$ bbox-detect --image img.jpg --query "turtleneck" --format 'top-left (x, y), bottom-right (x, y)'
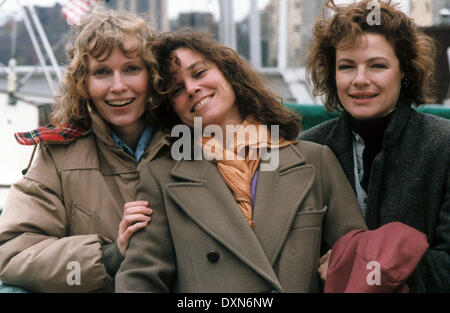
top-left (345, 111), bottom-right (394, 191)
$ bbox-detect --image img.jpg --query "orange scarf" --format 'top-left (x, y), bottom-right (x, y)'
top-left (201, 117), bottom-right (296, 228)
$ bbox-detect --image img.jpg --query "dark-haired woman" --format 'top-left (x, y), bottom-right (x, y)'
top-left (115, 31), bottom-right (366, 292)
top-left (299, 0), bottom-right (450, 292)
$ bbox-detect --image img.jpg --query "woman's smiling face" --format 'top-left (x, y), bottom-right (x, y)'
top-left (335, 33), bottom-right (404, 120)
top-left (168, 47), bottom-right (242, 130)
top-left (86, 41), bottom-right (149, 134)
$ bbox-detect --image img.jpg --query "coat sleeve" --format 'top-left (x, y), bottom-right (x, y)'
top-left (408, 164), bottom-right (450, 292)
top-left (319, 145), bottom-right (367, 249)
top-left (115, 162), bottom-right (176, 292)
top-left (0, 145), bottom-right (112, 292)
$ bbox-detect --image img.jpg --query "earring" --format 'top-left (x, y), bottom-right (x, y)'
top-left (401, 77), bottom-right (411, 89)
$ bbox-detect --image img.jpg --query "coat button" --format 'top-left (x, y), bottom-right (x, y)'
top-left (207, 251), bottom-right (220, 263)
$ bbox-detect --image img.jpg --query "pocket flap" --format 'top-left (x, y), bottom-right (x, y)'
top-left (292, 206), bottom-right (328, 229)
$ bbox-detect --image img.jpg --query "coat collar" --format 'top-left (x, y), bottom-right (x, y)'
top-left (381, 100), bottom-right (412, 149)
top-left (97, 128), bottom-right (170, 176)
top-left (166, 142), bottom-right (313, 292)
top-left (89, 107), bottom-right (116, 149)
top-left (325, 100), bottom-right (413, 189)
top-left (89, 107), bottom-right (171, 175)
top-left (329, 100), bottom-right (413, 152)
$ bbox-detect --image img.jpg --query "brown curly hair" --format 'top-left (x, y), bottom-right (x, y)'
top-left (151, 31), bottom-right (302, 140)
top-left (307, 0), bottom-right (438, 111)
top-left (50, 5), bottom-right (159, 127)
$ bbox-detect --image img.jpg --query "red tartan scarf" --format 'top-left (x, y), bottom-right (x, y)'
top-left (14, 122), bottom-right (90, 146)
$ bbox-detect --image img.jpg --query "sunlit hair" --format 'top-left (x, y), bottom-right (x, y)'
top-left (307, 0), bottom-right (438, 111)
top-left (152, 31), bottom-right (302, 140)
top-left (50, 5), bottom-right (158, 127)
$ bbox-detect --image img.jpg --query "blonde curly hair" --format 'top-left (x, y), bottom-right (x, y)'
top-left (50, 5), bottom-right (158, 127)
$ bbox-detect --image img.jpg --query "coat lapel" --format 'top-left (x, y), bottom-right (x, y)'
top-left (166, 159), bottom-right (283, 292)
top-left (252, 144), bottom-right (315, 264)
top-left (326, 114), bottom-right (356, 189)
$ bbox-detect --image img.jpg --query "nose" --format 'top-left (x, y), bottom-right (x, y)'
top-left (186, 80), bottom-right (200, 98)
top-left (110, 72), bottom-right (128, 93)
top-left (352, 67), bottom-right (370, 87)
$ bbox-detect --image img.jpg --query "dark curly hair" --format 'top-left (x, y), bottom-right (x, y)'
top-left (151, 31), bottom-right (302, 140)
top-left (307, 0), bottom-right (438, 111)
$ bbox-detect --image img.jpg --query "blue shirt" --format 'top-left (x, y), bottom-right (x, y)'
top-left (111, 125), bottom-right (153, 162)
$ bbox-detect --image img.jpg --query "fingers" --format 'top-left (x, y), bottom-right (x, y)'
top-left (120, 202), bottom-right (152, 230)
top-left (120, 221), bottom-right (148, 242)
top-left (318, 249), bottom-right (332, 281)
top-left (124, 200), bottom-right (149, 209)
top-left (124, 206), bottom-right (153, 216)
top-left (117, 201), bottom-right (153, 255)
top-left (119, 213), bottom-right (151, 231)
top-left (318, 263), bottom-right (328, 281)
top-left (319, 249), bottom-right (332, 264)
top-left (117, 220), bottom-right (149, 255)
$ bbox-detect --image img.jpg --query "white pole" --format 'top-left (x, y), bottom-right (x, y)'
top-left (117, 0), bottom-right (126, 10)
top-left (11, 19), bottom-right (17, 57)
top-left (219, 0), bottom-right (226, 46)
top-left (149, 0), bottom-right (157, 28)
top-left (219, 0), bottom-right (228, 47)
top-left (219, 0), bottom-right (236, 49)
top-left (447, 47), bottom-right (450, 73)
top-left (277, 0), bottom-right (287, 69)
top-left (19, 4), bottom-right (57, 96)
top-left (129, 0), bottom-right (137, 12)
top-left (229, 0), bottom-right (236, 50)
top-left (249, 0), bottom-right (261, 68)
top-left (26, 5), bottom-right (62, 83)
top-left (160, 0), bottom-right (169, 32)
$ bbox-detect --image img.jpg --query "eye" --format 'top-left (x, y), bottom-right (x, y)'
top-left (92, 68), bottom-right (110, 76)
top-left (337, 64), bottom-right (354, 70)
top-left (126, 65), bottom-right (142, 73)
top-left (170, 85), bottom-right (184, 97)
top-left (194, 69), bottom-right (206, 78)
top-left (371, 63), bottom-right (388, 69)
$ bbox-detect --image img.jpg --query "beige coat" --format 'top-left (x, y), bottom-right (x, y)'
top-left (116, 141), bottom-right (367, 292)
top-left (0, 110), bottom-right (169, 292)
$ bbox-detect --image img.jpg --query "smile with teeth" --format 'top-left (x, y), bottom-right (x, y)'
top-left (191, 95), bottom-right (213, 113)
top-left (106, 98), bottom-right (135, 107)
top-left (350, 94), bottom-right (378, 99)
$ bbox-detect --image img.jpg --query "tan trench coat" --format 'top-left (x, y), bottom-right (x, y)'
top-left (0, 110), bottom-right (169, 292)
top-left (116, 141), bottom-right (367, 292)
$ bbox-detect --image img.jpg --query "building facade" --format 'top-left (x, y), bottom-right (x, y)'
top-left (108, 0), bottom-right (169, 31)
top-left (260, 0), bottom-right (326, 68)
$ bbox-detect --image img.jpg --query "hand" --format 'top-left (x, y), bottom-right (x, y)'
top-left (318, 249), bottom-right (332, 281)
top-left (117, 201), bottom-right (153, 255)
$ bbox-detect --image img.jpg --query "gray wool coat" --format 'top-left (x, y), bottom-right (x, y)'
top-left (115, 141), bottom-right (367, 292)
top-left (299, 101), bottom-right (450, 292)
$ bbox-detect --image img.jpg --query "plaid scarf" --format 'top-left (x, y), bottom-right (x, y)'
top-left (14, 122), bottom-right (90, 146)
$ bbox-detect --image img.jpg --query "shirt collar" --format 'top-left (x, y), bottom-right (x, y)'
top-left (111, 125), bottom-right (153, 162)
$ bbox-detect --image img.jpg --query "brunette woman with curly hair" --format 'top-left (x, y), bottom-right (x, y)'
top-left (299, 0), bottom-right (450, 292)
top-left (0, 6), bottom-right (166, 292)
top-left (115, 31), bottom-right (367, 292)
